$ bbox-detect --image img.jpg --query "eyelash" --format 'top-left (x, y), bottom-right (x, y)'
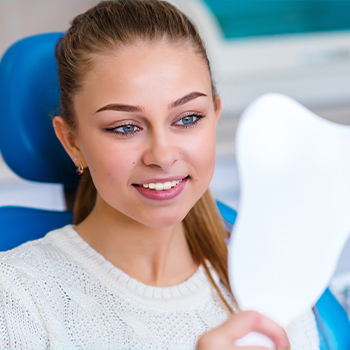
top-left (105, 113), bottom-right (205, 137)
top-left (105, 124), bottom-right (142, 137)
top-left (173, 113), bottom-right (205, 128)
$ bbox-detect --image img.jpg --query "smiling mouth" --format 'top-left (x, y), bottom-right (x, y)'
top-left (134, 176), bottom-right (189, 191)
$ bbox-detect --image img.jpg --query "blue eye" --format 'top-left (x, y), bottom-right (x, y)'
top-left (105, 124), bottom-right (141, 136)
top-left (118, 124), bottom-right (137, 133)
top-left (180, 116), bottom-right (195, 125)
top-left (175, 114), bottom-right (204, 128)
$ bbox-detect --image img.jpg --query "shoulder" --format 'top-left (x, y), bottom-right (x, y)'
top-left (0, 225), bottom-right (76, 290)
top-left (204, 262), bottom-right (238, 312)
top-left (0, 227), bottom-right (78, 349)
top-left (0, 224), bottom-right (74, 262)
top-left (286, 309), bottom-right (320, 350)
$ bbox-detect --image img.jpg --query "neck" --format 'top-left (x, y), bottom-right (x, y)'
top-left (75, 197), bottom-right (198, 287)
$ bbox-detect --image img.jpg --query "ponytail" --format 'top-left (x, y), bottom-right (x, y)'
top-left (183, 189), bottom-right (234, 312)
top-left (72, 169), bottom-right (96, 225)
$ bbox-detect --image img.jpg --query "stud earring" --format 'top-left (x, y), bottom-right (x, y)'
top-left (74, 158), bottom-right (84, 175)
top-left (76, 163), bottom-right (84, 175)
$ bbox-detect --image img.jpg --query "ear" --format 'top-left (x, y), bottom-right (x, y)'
top-left (53, 117), bottom-right (86, 167)
top-left (213, 94), bottom-right (222, 125)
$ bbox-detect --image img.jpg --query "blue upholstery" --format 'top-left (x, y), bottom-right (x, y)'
top-left (0, 32), bottom-right (350, 349)
top-left (0, 207), bottom-right (72, 251)
top-left (315, 289), bottom-right (350, 350)
top-left (0, 33), bottom-right (75, 251)
top-left (0, 33), bottom-right (78, 187)
top-left (216, 200), bottom-right (237, 231)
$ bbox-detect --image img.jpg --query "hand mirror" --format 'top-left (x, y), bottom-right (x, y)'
top-left (228, 93), bottom-right (350, 346)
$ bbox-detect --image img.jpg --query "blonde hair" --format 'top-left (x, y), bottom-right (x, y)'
top-left (55, 0), bottom-right (233, 312)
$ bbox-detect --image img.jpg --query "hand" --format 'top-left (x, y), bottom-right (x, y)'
top-left (196, 310), bottom-right (290, 350)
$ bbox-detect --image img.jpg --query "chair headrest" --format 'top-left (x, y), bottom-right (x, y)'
top-left (0, 33), bottom-right (79, 188)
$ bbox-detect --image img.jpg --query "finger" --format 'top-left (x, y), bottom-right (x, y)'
top-left (212, 311), bottom-right (290, 350)
top-left (197, 332), bottom-right (272, 350)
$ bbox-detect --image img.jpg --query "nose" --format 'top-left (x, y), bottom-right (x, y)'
top-left (142, 128), bottom-right (178, 170)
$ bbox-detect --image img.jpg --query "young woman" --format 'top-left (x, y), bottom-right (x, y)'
top-left (0, 1), bottom-right (319, 349)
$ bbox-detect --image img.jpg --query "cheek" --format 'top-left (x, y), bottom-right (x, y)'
top-left (78, 133), bottom-right (138, 188)
top-left (186, 128), bottom-right (216, 182)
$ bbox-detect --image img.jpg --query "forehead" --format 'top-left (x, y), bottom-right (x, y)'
top-left (75, 40), bottom-right (212, 110)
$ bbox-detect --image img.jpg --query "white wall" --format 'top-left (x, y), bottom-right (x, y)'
top-left (0, 1), bottom-right (98, 57)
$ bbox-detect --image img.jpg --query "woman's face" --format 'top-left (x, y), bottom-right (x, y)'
top-left (72, 40), bottom-right (221, 228)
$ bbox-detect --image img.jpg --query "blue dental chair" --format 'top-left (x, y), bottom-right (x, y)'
top-left (0, 33), bottom-right (76, 249)
top-left (0, 33), bottom-right (349, 350)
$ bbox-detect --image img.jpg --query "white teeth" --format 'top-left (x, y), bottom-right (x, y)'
top-left (155, 183), bottom-right (164, 191)
top-left (141, 179), bottom-right (183, 191)
top-left (163, 181), bottom-right (172, 190)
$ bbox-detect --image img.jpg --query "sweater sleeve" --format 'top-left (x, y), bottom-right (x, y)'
top-left (286, 309), bottom-right (320, 350)
top-left (0, 288), bottom-right (49, 349)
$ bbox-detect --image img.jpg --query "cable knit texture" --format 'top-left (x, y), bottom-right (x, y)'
top-left (0, 225), bottom-right (319, 349)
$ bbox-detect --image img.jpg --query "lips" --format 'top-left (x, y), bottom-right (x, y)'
top-left (133, 176), bottom-right (188, 200)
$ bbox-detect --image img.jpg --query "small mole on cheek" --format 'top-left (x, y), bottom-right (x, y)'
top-left (108, 173), bottom-right (110, 176)
top-left (93, 169), bottom-right (96, 172)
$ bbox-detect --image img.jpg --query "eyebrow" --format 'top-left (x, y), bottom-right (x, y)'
top-left (169, 91), bottom-right (207, 109)
top-left (95, 104), bottom-right (142, 113)
top-left (95, 91), bottom-right (207, 114)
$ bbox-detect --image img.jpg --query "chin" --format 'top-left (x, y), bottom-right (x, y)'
top-left (138, 212), bottom-right (188, 229)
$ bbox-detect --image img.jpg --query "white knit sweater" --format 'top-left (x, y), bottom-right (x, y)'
top-left (0, 225), bottom-right (319, 349)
